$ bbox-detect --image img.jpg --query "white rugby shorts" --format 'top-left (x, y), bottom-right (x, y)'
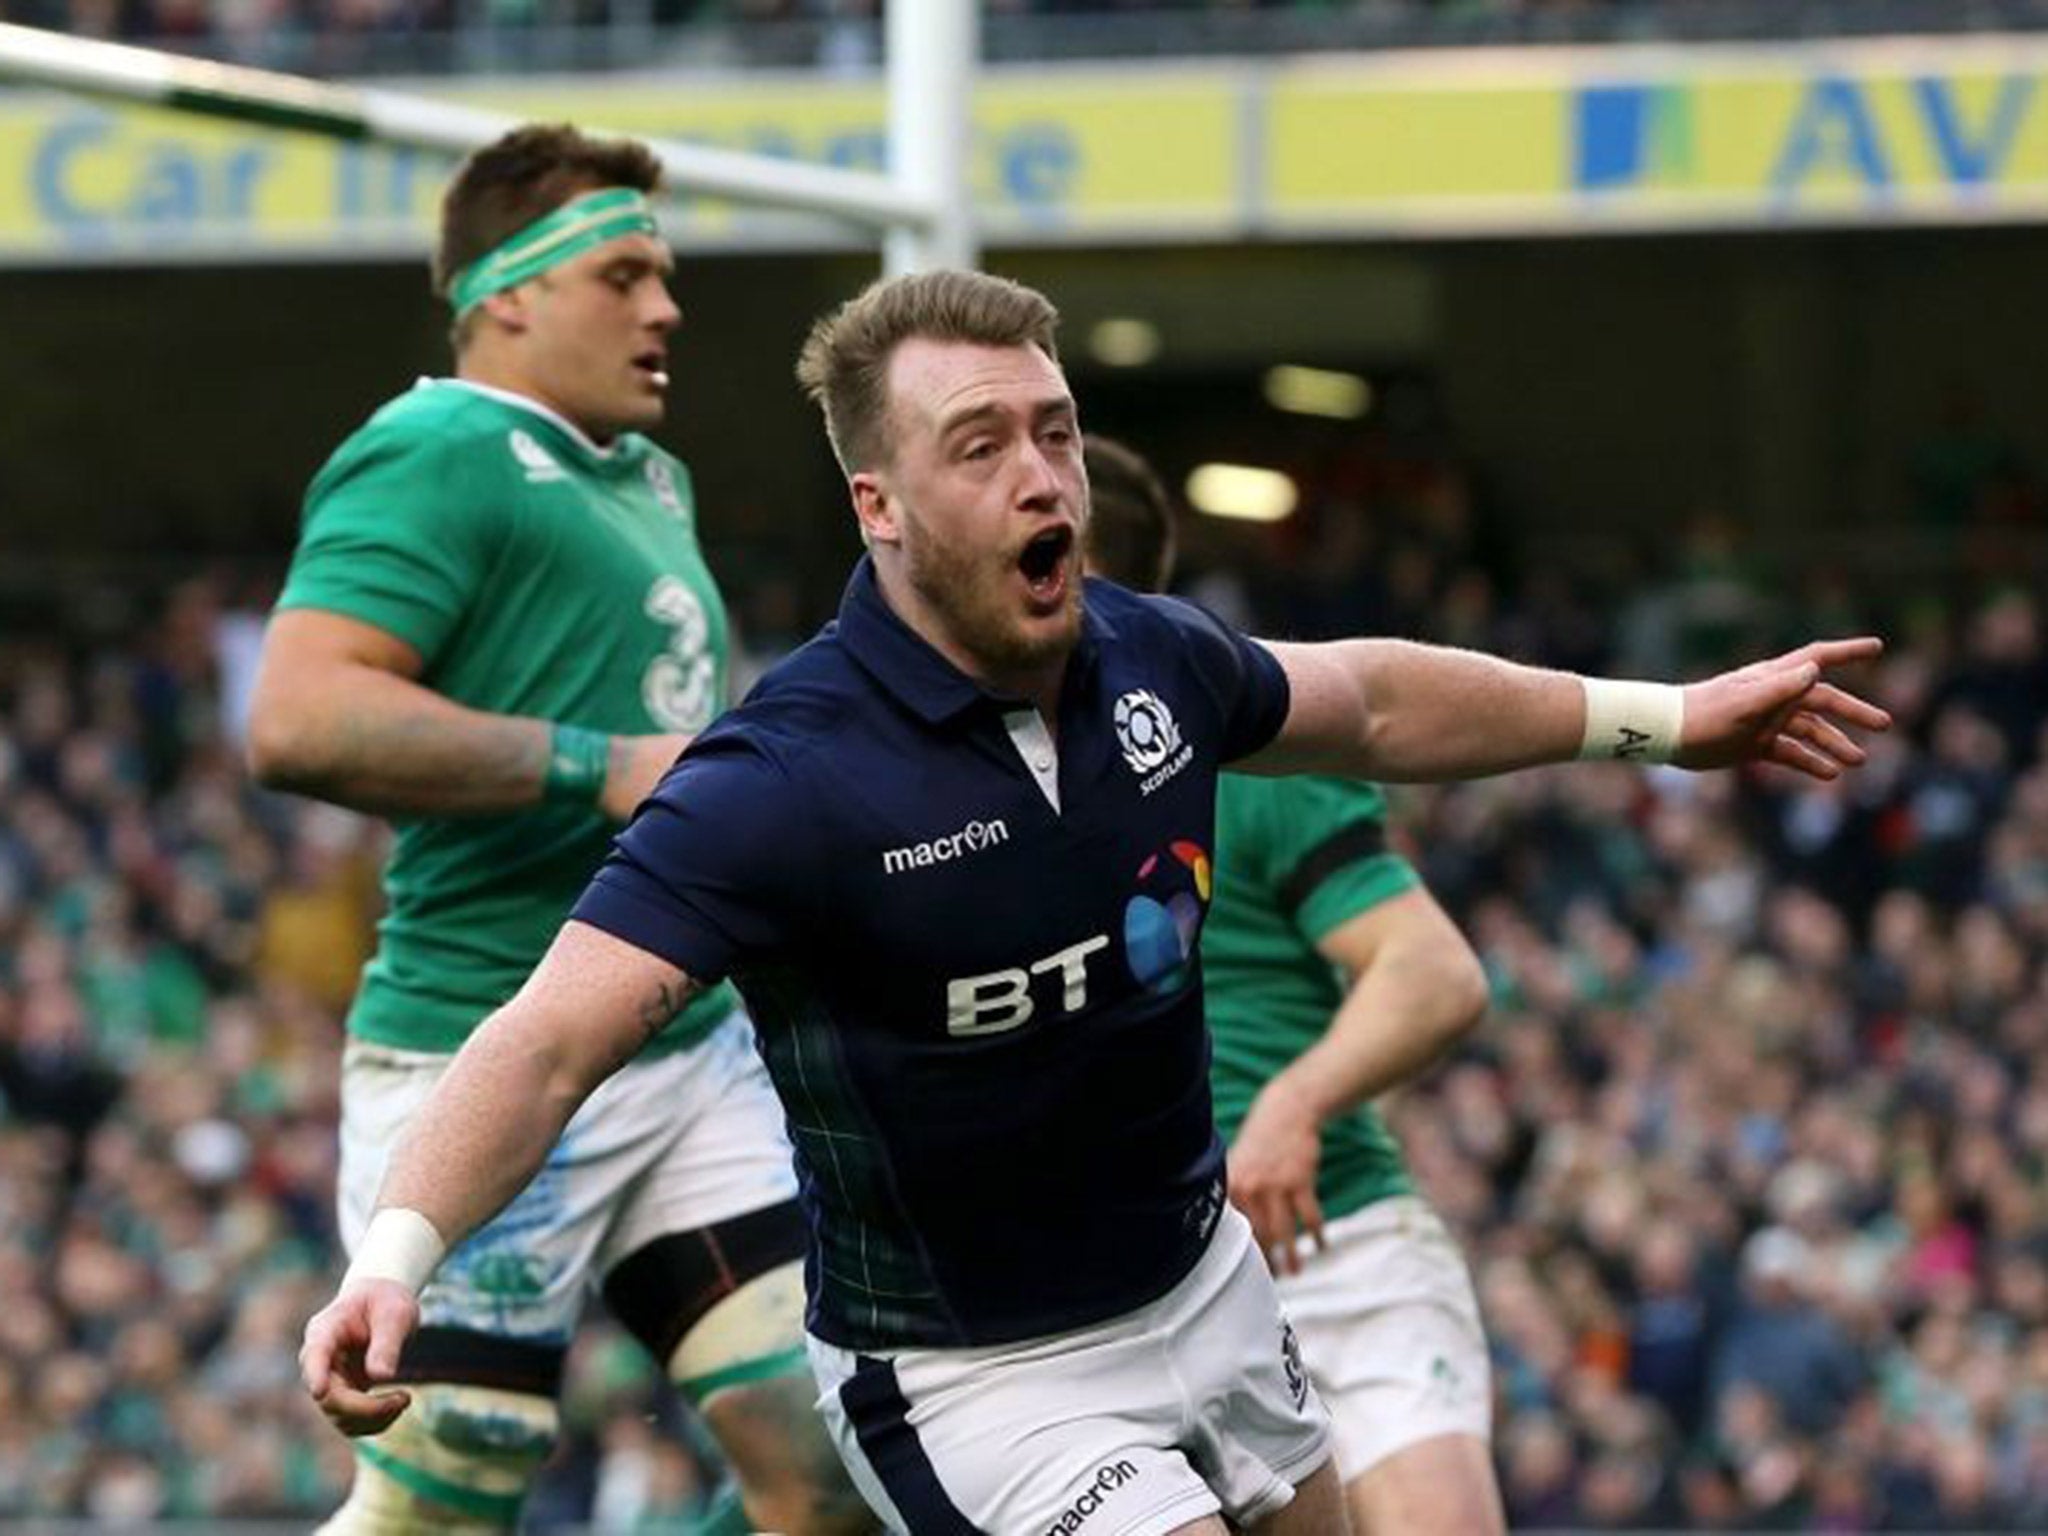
top-left (808, 1207), bottom-right (1333, 1535)
top-left (1274, 1195), bottom-right (1493, 1479)
top-left (337, 1009), bottom-right (798, 1346)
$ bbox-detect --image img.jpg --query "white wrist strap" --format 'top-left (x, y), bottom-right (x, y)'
top-left (344, 1208), bottom-right (446, 1295)
top-left (1578, 677), bottom-right (1684, 763)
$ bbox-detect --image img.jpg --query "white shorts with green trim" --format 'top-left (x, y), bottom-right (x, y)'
top-left (808, 1207), bottom-right (1333, 1536)
top-left (338, 1009), bottom-right (798, 1348)
top-left (1273, 1195), bottom-right (1493, 1479)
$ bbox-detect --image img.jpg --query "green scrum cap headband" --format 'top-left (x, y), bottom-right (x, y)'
top-left (449, 187), bottom-right (661, 316)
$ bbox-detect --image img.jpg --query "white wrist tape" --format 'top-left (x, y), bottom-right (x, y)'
top-left (1578, 677), bottom-right (1685, 763)
top-left (344, 1207), bottom-right (447, 1295)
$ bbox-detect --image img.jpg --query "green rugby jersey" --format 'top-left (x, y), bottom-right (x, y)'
top-left (1204, 772), bottom-right (1419, 1221)
top-left (277, 378), bottom-right (738, 1053)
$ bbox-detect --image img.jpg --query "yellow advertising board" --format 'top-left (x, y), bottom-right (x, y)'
top-left (4, 37), bottom-right (2048, 262)
top-left (1266, 42), bottom-right (2048, 233)
top-left (0, 65), bottom-right (1240, 260)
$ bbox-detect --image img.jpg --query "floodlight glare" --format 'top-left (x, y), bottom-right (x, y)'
top-left (1185, 464), bottom-right (1298, 522)
top-left (1263, 365), bottom-right (1372, 420)
top-left (1089, 318), bottom-right (1162, 368)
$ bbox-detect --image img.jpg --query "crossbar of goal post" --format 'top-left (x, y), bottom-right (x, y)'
top-left (0, 6), bottom-right (977, 273)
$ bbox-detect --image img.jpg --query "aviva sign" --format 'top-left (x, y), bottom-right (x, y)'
top-left (1573, 62), bottom-right (2036, 209)
top-left (1263, 37), bottom-right (2048, 233)
top-left (1574, 74), bottom-right (2035, 196)
top-left (5, 36), bottom-right (2048, 260)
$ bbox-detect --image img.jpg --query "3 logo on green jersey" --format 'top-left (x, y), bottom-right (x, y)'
top-left (642, 576), bottom-right (717, 732)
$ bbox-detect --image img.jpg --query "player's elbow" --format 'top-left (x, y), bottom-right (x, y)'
top-left (1388, 930), bottom-right (1489, 1049)
top-left (1433, 942), bottom-right (1490, 1042)
top-left (246, 696), bottom-right (334, 793)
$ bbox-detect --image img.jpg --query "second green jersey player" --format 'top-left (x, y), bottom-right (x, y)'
top-left (1083, 434), bottom-right (1506, 1536)
top-left (1205, 772), bottom-right (1501, 1534)
top-left (1204, 774), bottom-right (1427, 1221)
top-left (250, 125), bottom-right (868, 1536)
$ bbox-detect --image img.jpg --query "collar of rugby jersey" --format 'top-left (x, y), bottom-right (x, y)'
top-left (424, 377), bottom-right (651, 474)
top-left (832, 555), bottom-right (1118, 725)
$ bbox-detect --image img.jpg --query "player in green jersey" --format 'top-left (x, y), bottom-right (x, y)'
top-left (249, 124), bottom-right (867, 1535)
top-left (1083, 435), bottom-right (1507, 1535)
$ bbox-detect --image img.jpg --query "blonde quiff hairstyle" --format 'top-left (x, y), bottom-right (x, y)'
top-left (795, 269), bottom-right (1062, 474)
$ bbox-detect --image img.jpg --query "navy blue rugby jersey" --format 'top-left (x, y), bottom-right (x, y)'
top-left (572, 558), bottom-right (1291, 1351)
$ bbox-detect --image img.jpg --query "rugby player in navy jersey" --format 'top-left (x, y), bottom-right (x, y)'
top-left (302, 269), bottom-right (1888, 1536)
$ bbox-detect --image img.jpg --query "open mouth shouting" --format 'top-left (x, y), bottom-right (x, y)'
top-left (1017, 524), bottom-right (1076, 608)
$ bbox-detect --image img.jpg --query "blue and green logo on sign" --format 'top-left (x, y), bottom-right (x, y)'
top-left (1575, 82), bottom-right (1695, 191)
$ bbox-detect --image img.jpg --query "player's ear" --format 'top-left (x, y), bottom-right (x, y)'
top-left (851, 472), bottom-right (899, 548)
top-left (478, 286), bottom-right (531, 334)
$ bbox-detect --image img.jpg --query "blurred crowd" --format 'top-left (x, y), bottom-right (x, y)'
top-left (0, 0), bottom-right (1995, 78)
top-left (0, 0), bottom-right (1658, 44)
top-left (0, 579), bottom-right (360, 1522)
top-left (0, 580), bottom-right (730, 1528)
top-left (4, 414), bottom-right (2048, 1532)
top-left (1391, 641), bottom-right (2048, 1531)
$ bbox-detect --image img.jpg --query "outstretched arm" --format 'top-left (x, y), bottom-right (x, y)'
top-left (1241, 636), bottom-right (1888, 784)
top-left (299, 920), bottom-right (699, 1434)
top-left (248, 609), bottom-right (683, 820)
top-left (1230, 887), bottom-right (1487, 1272)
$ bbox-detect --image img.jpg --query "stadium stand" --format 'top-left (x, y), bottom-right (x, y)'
top-left (9, 0), bottom-right (2047, 76)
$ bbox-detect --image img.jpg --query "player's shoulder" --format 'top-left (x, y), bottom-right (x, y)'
top-left (1088, 578), bottom-right (1250, 650)
top-left (1085, 581), bottom-right (1282, 730)
top-left (1215, 768), bottom-right (1292, 841)
top-left (732, 626), bottom-right (868, 742)
top-left (1085, 577), bottom-right (1198, 630)
top-left (1294, 771), bottom-right (1389, 813)
top-left (360, 378), bottom-right (499, 439)
top-left (648, 640), bottom-right (853, 837)
top-left (1216, 773), bottom-right (1395, 895)
top-left (316, 381), bottom-right (505, 482)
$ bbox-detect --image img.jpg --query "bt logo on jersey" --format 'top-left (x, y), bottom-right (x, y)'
top-left (943, 838), bottom-right (1212, 1036)
top-left (946, 934), bottom-right (1109, 1037)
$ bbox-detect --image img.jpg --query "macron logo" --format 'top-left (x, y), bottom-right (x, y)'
top-left (1045, 1459), bottom-right (1139, 1535)
top-left (882, 817), bottom-right (1009, 875)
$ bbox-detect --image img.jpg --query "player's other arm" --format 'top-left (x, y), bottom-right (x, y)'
top-left (247, 609), bottom-right (680, 820)
top-left (1230, 888), bottom-right (1486, 1272)
top-left (1240, 636), bottom-right (1889, 784)
top-left (299, 918), bottom-right (697, 1435)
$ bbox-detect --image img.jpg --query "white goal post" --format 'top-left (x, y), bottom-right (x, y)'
top-left (0, 7), bottom-right (977, 273)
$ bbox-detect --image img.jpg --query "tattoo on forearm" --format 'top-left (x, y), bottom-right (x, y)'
top-left (603, 979), bottom-right (685, 1074)
top-left (635, 981), bottom-right (684, 1042)
top-left (326, 694), bottom-right (549, 805)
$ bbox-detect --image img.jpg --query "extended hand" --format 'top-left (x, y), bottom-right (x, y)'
top-left (299, 1279), bottom-right (422, 1436)
top-left (599, 732), bottom-right (690, 822)
top-left (1228, 1079), bottom-right (1328, 1276)
top-left (1676, 637), bottom-right (1889, 780)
